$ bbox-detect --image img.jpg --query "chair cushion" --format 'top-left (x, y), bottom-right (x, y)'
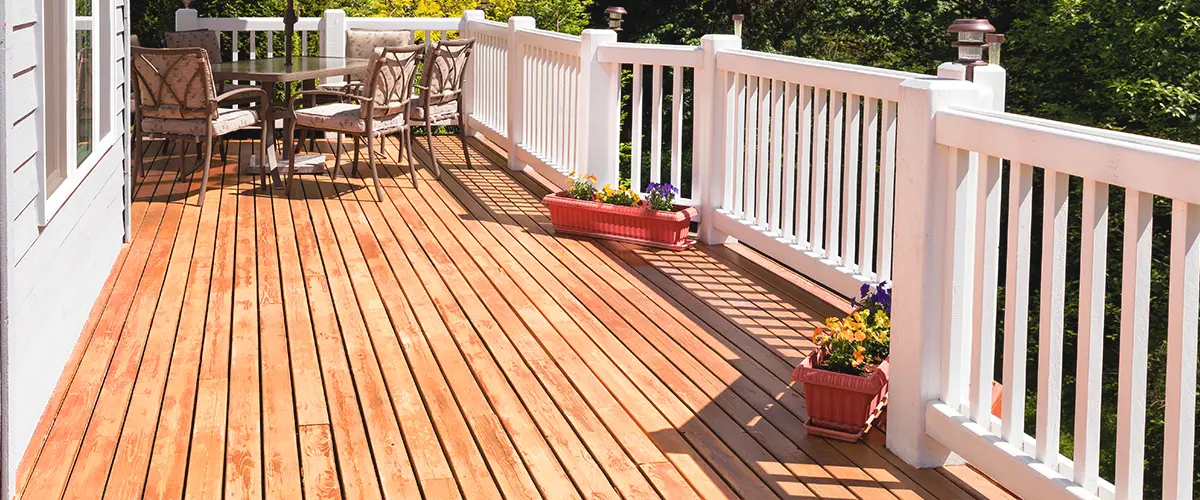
top-left (293, 102), bottom-right (406, 136)
top-left (344, 29), bottom-right (414, 82)
top-left (408, 99), bottom-right (459, 124)
top-left (142, 108), bottom-right (258, 137)
top-left (346, 29), bottom-right (414, 59)
top-left (165, 29), bottom-right (223, 64)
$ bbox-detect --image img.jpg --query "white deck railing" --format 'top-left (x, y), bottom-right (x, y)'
top-left (172, 10), bottom-right (1200, 498)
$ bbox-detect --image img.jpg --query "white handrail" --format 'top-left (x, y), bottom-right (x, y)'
top-left (597, 42), bottom-right (704, 68)
top-left (195, 17), bottom-right (322, 32)
top-left (937, 107), bottom-right (1200, 204)
top-left (716, 49), bottom-right (923, 101)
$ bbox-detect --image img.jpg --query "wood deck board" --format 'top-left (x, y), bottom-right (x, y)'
top-left (14, 135), bottom-right (1009, 499)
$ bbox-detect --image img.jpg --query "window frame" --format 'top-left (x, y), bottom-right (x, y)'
top-left (38, 0), bottom-right (117, 225)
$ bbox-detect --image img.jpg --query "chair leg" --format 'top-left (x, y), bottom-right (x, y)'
top-left (177, 140), bottom-right (187, 178)
top-left (368, 133), bottom-right (382, 201)
top-left (458, 102), bottom-right (471, 169)
top-left (460, 117), bottom-right (472, 170)
top-left (332, 133), bottom-right (343, 181)
top-left (221, 138), bottom-right (229, 167)
top-left (352, 135), bottom-right (360, 177)
top-left (133, 132), bottom-right (143, 179)
top-left (199, 132), bottom-right (214, 206)
top-left (425, 111), bottom-right (439, 178)
top-left (406, 129), bottom-right (417, 188)
top-left (285, 119), bottom-right (297, 197)
top-left (260, 126), bottom-right (271, 193)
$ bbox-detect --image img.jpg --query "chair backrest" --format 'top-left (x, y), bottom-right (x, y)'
top-left (346, 29), bottom-right (414, 59)
top-left (131, 47), bottom-right (216, 120)
top-left (419, 38), bottom-right (475, 106)
top-left (362, 45), bottom-right (423, 119)
top-left (165, 29), bottom-right (222, 64)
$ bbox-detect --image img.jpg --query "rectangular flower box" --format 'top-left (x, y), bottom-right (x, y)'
top-left (792, 351), bottom-right (889, 442)
top-left (542, 191), bottom-right (697, 251)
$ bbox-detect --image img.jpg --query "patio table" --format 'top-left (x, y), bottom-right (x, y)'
top-left (211, 56), bottom-right (370, 184)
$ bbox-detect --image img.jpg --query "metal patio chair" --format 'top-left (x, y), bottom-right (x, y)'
top-left (131, 46), bottom-right (270, 205)
top-left (409, 38), bottom-right (475, 178)
top-left (285, 45), bottom-right (424, 200)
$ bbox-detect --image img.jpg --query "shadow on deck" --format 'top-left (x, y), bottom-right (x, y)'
top-left (13, 133), bottom-right (1013, 499)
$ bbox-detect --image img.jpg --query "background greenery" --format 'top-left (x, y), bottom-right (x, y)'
top-left (132, 0), bottom-right (1198, 496)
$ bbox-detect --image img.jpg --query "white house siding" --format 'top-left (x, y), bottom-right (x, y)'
top-left (0, 0), bottom-right (130, 495)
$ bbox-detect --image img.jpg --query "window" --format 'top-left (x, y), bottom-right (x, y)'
top-left (40, 0), bottom-right (114, 221)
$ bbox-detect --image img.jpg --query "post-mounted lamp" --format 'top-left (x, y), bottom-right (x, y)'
top-left (947, 18), bottom-right (995, 81)
top-left (605, 6), bottom-right (627, 31)
top-left (987, 33), bottom-right (1006, 65)
top-left (732, 14), bottom-right (744, 38)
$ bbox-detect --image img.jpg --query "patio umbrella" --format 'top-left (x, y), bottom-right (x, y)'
top-left (283, 0), bottom-right (298, 66)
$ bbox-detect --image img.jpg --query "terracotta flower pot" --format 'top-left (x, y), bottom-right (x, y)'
top-left (542, 191), bottom-right (697, 250)
top-left (792, 351), bottom-right (889, 441)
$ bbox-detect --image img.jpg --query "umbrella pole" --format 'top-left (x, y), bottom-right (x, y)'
top-left (284, 0), bottom-right (296, 67)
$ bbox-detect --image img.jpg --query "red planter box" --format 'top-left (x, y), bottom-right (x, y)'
top-left (542, 192), bottom-right (697, 251)
top-left (792, 352), bottom-right (889, 441)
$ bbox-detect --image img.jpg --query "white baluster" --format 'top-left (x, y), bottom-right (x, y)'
top-left (1074, 179), bottom-right (1109, 491)
top-left (755, 78), bottom-right (770, 228)
top-left (811, 89), bottom-right (828, 252)
top-left (969, 154), bottom-right (1001, 424)
top-left (797, 85), bottom-right (813, 249)
top-left (650, 65), bottom-right (664, 186)
top-left (1116, 190), bottom-right (1153, 499)
top-left (842, 93), bottom-right (861, 268)
top-left (1001, 162), bottom-right (1034, 445)
top-left (670, 65), bottom-right (684, 190)
top-left (878, 100), bottom-right (897, 280)
top-left (768, 79), bottom-right (784, 235)
top-left (859, 97), bottom-right (880, 278)
top-left (826, 91), bottom-right (844, 260)
top-left (630, 64), bottom-right (643, 192)
top-left (1164, 200), bottom-right (1200, 500)
top-left (1036, 169), bottom-right (1069, 469)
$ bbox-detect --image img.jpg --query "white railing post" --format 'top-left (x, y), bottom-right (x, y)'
top-left (696, 34), bottom-right (741, 245)
top-left (887, 77), bottom-right (991, 468)
top-left (506, 17), bottom-right (535, 172)
top-left (937, 62), bottom-right (1006, 112)
top-left (320, 10), bottom-right (347, 85)
top-left (577, 29), bottom-right (619, 186)
top-left (459, 10), bottom-right (485, 136)
top-left (175, 8), bottom-right (199, 31)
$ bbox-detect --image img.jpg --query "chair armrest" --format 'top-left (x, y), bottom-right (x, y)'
top-left (214, 87), bottom-right (269, 104)
top-left (214, 87), bottom-right (272, 120)
top-left (287, 89), bottom-right (364, 109)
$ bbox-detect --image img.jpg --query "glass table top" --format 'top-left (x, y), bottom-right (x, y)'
top-left (211, 56), bottom-right (370, 82)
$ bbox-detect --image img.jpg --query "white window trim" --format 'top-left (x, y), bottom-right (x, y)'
top-left (37, 0), bottom-right (117, 225)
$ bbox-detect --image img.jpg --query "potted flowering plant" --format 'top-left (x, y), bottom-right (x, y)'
top-left (542, 174), bottom-right (697, 250)
top-left (792, 282), bottom-right (892, 441)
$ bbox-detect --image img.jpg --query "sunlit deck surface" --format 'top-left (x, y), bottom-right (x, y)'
top-left (15, 135), bottom-right (1012, 499)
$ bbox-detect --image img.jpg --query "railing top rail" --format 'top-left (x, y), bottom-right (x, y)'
top-left (516, 27), bottom-right (581, 53)
top-left (345, 17), bottom-right (462, 31)
top-left (194, 16), bottom-right (322, 31)
top-left (938, 106), bottom-right (1200, 203)
top-left (716, 48), bottom-right (930, 101)
top-left (464, 18), bottom-right (508, 31)
top-left (597, 42), bottom-right (704, 68)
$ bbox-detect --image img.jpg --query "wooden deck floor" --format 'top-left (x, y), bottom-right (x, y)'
top-left (14, 134), bottom-right (1013, 499)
